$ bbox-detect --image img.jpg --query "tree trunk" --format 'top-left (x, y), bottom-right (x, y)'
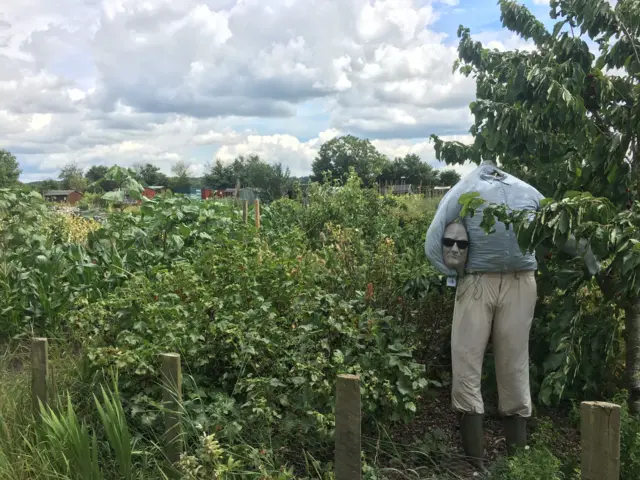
top-left (625, 299), bottom-right (640, 414)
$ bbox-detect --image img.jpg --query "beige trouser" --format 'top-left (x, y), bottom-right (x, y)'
top-left (451, 271), bottom-right (537, 417)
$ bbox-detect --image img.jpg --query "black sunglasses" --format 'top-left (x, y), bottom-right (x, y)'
top-left (442, 237), bottom-right (469, 250)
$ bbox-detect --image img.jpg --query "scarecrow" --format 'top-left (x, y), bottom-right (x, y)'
top-left (425, 160), bottom-right (597, 471)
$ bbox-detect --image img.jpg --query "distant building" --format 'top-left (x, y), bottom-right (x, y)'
top-left (142, 186), bottom-right (170, 199)
top-left (43, 190), bottom-right (84, 205)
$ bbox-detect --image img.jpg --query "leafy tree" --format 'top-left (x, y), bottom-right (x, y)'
top-left (204, 155), bottom-right (291, 201)
top-left (39, 179), bottom-right (60, 192)
top-left (171, 161), bottom-right (190, 179)
top-left (68, 175), bottom-right (88, 192)
top-left (134, 163), bottom-right (169, 187)
top-left (25, 179), bottom-right (59, 194)
top-left (438, 169), bottom-right (462, 187)
top-left (0, 149), bottom-right (21, 188)
top-left (86, 165), bottom-right (118, 192)
top-left (431, 0), bottom-right (640, 411)
top-left (204, 159), bottom-right (236, 189)
top-left (169, 161), bottom-right (191, 191)
top-left (86, 165), bottom-right (108, 183)
top-left (378, 154), bottom-right (440, 187)
top-left (59, 161), bottom-right (86, 192)
top-left (311, 135), bottom-right (388, 186)
top-left (245, 158), bottom-right (291, 202)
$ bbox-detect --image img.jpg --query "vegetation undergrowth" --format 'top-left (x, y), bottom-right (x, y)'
top-left (1, 166), bottom-right (640, 478)
top-left (0, 174), bottom-right (448, 478)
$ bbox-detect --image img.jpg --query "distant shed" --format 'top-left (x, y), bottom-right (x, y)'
top-left (142, 186), bottom-right (169, 199)
top-left (43, 190), bottom-right (83, 205)
top-left (143, 187), bottom-right (157, 199)
top-left (201, 188), bottom-right (214, 200)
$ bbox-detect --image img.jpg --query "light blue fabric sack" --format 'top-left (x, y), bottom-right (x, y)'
top-left (425, 162), bottom-right (544, 276)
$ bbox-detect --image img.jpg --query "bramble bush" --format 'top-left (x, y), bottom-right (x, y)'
top-left (60, 176), bottom-right (448, 471)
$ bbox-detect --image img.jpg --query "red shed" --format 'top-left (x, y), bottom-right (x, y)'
top-left (201, 188), bottom-right (213, 200)
top-left (142, 186), bottom-right (169, 199)
top-left (143, 187), bottom-right (157, 199)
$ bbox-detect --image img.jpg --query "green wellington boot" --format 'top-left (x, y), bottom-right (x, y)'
top-left (504, 415), bottom-right (527, 456)
top-left (459, 412), bottom-right (487, 473)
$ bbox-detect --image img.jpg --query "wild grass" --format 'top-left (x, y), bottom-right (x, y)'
top-left (391, 194), bottom-right (441, 220)
top-left (0, 343), bottom-right (345, 479)
top-left (0, 344), bottom-right (168, 480)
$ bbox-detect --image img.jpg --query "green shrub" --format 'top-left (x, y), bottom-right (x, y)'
top-left (6, 173), bottom-right (631, 477)
top-left (72, 241), bottom-right (430, 459)
top-left (488, 447), bottom-right (565, 480)
top-left (607, 391), bottom-right (640, 480)
top-left (488, 419), bottom-right (570, 480)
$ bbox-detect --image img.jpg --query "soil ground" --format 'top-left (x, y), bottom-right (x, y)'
top-left (378, 388), bottom-right (581, 479)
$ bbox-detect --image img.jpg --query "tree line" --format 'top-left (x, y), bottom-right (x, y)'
top-left (0, 135), bottom-right (461, 200)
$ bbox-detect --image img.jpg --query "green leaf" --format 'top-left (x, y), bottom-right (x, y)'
top-left (102, 190), bottom-right (125, 202)
top-left (170, 235), bottom-right (184, 250)
top-left (178, 224), bottom-right (192, 237)
top-left (552, 20), bottom-right (566, 37)
top-left (563, 191), bottom-right (582, 199)
top-left (291, 377), bottom-right (306, 386)
top-left (404, 402), bottom-right (417, 413)
top-left (558, 210), bottom-right (569, 234)
top-left (607, 164), bottom-right (618, 184)
top-left (396, 378), bottom-right (412, 396)
top-left (269, 378), bottom-right (286, 388)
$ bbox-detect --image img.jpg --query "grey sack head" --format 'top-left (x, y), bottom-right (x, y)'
top-left (442, 222), bottom-right (469, 276)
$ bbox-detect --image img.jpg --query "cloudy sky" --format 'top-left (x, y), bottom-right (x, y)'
top-left (1, 0), bottom-right (553, 183)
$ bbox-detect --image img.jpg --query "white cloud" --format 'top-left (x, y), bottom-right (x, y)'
top-left (28, 113), bottom-right (53, 131)
top-left (372, 134), bottom-right (477, 177)
top-left (216, 134), bottom-right (322, 177)
top-left (0, 0), bottom-right (514, 182)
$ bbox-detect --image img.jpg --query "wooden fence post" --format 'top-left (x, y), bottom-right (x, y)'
top-left (160, 353), bottom-right (183, 465)
top-left (243, 200), bottom-right (248, 224)
top-left (254, 199), bottom-right (260, 229)
top-left (31, 337), bottom-right (49, 418)
top-left (581, 401), bottom-right (621, 480)
top-left (335, 374), bottom-right (361, 480)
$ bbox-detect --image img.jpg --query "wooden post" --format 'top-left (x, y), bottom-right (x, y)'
top-left (581, 401), bottom-right (621, 480)
top-left (254, 199), bottom-right (260, 229)
top-left (335, 374), bottom-right (361, 480)
top-left (161, 353), bottom-right (183, 465)
top-left (243, 200), bottom-right (248, 224)
top-left (31, 338), bottom-right (49, 418)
